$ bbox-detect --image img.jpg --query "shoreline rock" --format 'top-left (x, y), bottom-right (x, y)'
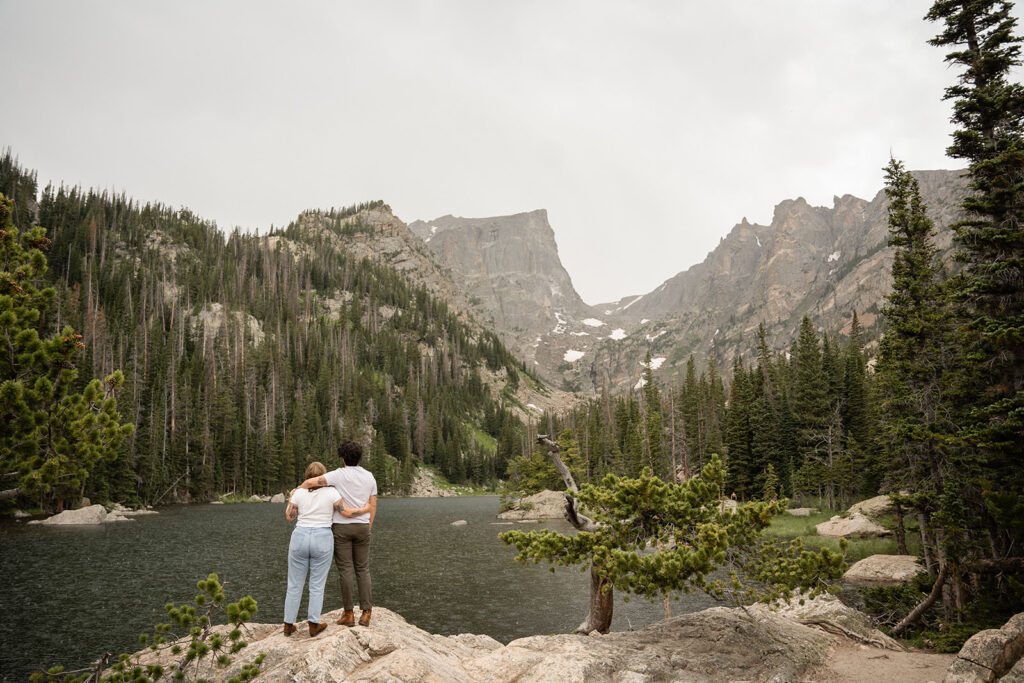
top-left (407, 466), bottom-right (473, 497)
top-left (124, 600), bottom-right (878, 682)
top-left (28, 504), bottom-right (133, 526)
top-left (497, 489), bottom-right (568, 521)
top-left (843, 554), bottom-right (925, 587)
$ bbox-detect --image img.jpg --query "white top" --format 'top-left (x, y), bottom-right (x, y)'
top-left (324, 466), bottom-right (377, 524)
top-left (290, 487), bottom-right (341, 528)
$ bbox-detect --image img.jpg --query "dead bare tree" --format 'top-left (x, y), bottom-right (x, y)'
top-left (536, 434), bottom-right (611, 633)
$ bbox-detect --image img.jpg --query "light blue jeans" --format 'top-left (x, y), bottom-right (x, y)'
top-left (284, 526), bottom-right (334, 625)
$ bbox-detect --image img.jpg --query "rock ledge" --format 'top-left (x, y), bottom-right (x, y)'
top-left (123, 597), bottom-right (909, 682)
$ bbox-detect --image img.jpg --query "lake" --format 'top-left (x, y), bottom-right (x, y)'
top-left (0, 496), bottom-right (719, 681)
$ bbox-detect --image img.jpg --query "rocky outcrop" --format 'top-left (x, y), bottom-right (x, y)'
top-left (500, 169), bottom-right (968, 394)
top-left (751, 592), bottom-right (903, 651)
top-left (109, 503), bottom-right (158, 517)
top-left (787, 507), bottom-right (819, 516)
top-left (497, 490), bottom-right (569, 521)
top-left (129, 604), bottom-right (846, 682)
top-left (409, 211), bottom-right (593, 330)
top-left (816, 512), bottom-right (891, 538)
top-left (409, 210), bottom-right (599, 384)
top-left (270, 493), bottom-right (287, 503)
top-left (849, 494), bottom-right (896, 519)
top-left (843, 554), bottom-right (925, 587)
top-left (408, 466), bottom-right (472, 498)
top-left (288, 206), bottom-right (581, 419)
top-left (946, 613), bottom-right (1024, 683)
top-left (28, 504), bottom-right (133, 525)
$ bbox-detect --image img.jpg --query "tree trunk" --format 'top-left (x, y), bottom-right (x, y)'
top-left (538, 435), bottom-right (609, 632)
top-left (893, 562), bottom-right (949, 634)
top-left (894, 500), bottom-right (908, 555)
top-left (574, 567), bottom-right (613, 634)
top-left (918, 513), bottom-right (935, 574)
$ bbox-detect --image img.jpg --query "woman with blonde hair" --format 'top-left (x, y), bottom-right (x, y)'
top-left (283, 461), bottom-right (367, 637)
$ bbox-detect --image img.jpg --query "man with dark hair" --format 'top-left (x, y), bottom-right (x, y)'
top-left (299, 440), bottom-right (377, 627)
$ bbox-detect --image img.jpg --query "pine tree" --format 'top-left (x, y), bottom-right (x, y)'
top-left (926, 0), bottom-right (1024, 555)
top-left (724, 357), bottom-right (754, 499)
top-left (761, 462), bottom-right (781, 501)
top-left (876, 160), bottom-right (957, 507)
top-left (792, 316), bottom-right (828, 500)
top-left (639, 351), bottom-right (665, 478)
top-left (0, 195), bottom-right (134, 510)
top-left (500, 456), bottom-right (846, 627)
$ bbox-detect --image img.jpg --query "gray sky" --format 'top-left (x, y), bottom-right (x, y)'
top-left (0, 1), bottom-right (1006, 304)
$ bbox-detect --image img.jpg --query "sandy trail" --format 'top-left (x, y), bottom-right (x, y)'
top-left (812, 641), bottom-right (954, 682)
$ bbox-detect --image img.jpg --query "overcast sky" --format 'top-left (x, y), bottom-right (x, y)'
top-left (1, 1), bottom-right (1011, 304)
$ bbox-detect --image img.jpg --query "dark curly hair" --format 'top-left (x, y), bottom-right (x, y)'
top-left (338, 441), bottom-right (363, 467)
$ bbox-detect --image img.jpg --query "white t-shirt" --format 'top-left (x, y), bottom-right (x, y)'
top-left (324, 466), bottom-right (377, 524)
top-left (290, 487), bottom-right (341, 528)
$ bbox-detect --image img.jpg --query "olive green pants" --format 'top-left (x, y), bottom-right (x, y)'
top-left (332, 523), bottom-right (372, 611)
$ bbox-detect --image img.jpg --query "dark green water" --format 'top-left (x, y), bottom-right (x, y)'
top-left (0, 496), bottom-right (717, 681)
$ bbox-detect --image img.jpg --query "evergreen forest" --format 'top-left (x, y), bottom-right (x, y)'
top-left (0, 155), bottom-right (531, 509)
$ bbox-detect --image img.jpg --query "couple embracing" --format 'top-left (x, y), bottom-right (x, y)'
top-left (282, 441), bottom-right (378, 637)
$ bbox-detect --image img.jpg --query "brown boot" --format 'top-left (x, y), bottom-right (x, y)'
top-left (308, 621), bottom-right (327, 637)
top-left (283, 623), bottom-right (297, 637)
top-left (336, 610), bottom-right (355, 627)
top-left (358, 609), bottom-right (372, 627)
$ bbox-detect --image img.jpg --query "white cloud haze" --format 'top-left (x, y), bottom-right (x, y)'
top-left (2, 1), bottom-right (1017, 303)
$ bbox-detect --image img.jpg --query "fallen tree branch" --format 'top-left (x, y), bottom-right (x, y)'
top-left (536, 435), bottom-right (599, 532)
top-left (152, 474), bottom-right (187, 506)
top-left (537, 434), bottom-right (577, 491)
top-left (889, 557), bottom-right (1024, 635)
top-left (893, 562), bottom-right (949, 635)
top-left (537, 435), bottom-right (609, 632)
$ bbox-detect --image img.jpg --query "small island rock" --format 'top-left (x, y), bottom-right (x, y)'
top-left (270, 493), bottom-right (286, 503)
top-left (497, 490), bottom-right (568, 521)
top-left (842, 554), bottom-right (925, 587)
top-left (28, 504), bottom-right (135, 526)
top-left (451, 520), bottom-right (468, 526)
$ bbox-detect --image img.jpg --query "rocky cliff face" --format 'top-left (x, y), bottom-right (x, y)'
top-left (409, 210), bottom-right (600, 382)
top-left (566, 169), bottom-right (966, 393)
top-left (272, 205), bottom-right (582, 416)
top-left (421, 170), bottom-right (961, 394)
top-left (399, 171), bottom-right (965, 395)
